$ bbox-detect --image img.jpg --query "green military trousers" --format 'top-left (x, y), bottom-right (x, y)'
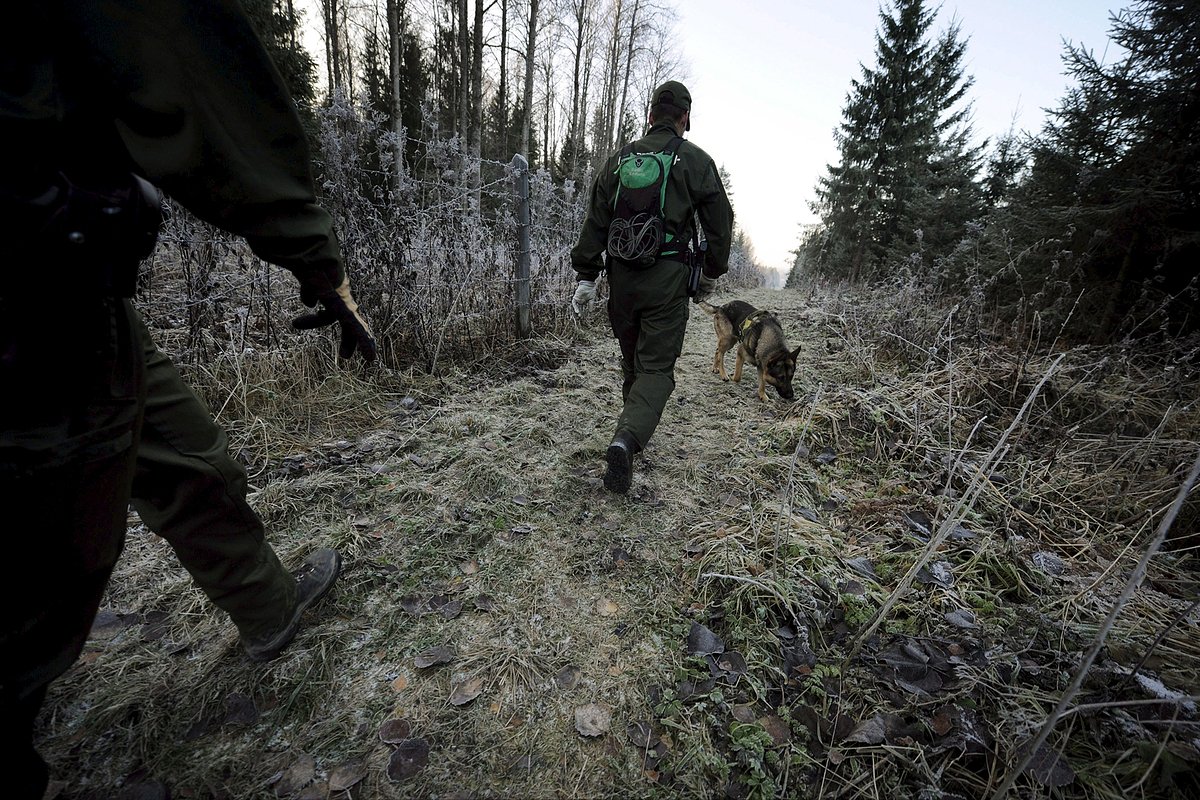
top-left (1, 296), bottom-right (144, 798)
top-left (606, 257), bottom-right (691, 450)
top-left (130, 312), bottom-right (296, 641)
top-left (1, 299), bottom-right (294, 798)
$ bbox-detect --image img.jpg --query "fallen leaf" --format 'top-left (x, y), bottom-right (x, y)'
top-left (296, 783), bottom-right (327, 800)
top-left (712, 651), bottom-right (748, 683)
top-left (930, 711), bottom-right (953, 737)
top-left (399, 596), bottom-right (427, 615)
top-left (274, 753), bottom-right (315, 797)
top-left (450, 676), bottom-right (485, 706)
top-left (391, 675), bottom-right (408, 692)
top-left (686, 622), bottom-right (725, 656)
top-left (328, 760), bottom-right (367, 792)
top-left (574, 703), bottom-right (612, 737)
top-left (414, 645), bottom-right (454, 669)
top-left (555, 665), bottom-right (582, 690)
top-left (944, 609), bottom-right (977, 629)
top-left (438, 600), bottom-right (464, 620)
top-left (387, 738), bottom-right (430, 782)
top-left (731, 705), bottom-right (756, 724)
top-left (626, 720), bottom-right (656, 749)
top-left (379, 718), bottom-right (413, 743)
top-left (595, 598), bottom-right (619, 617)
top-left (1024, 743), bottom-right (1076, 787)
top-left (460, 559), bottom-right (479, 575)
top-left (473, 594), bottom-right (496, 612)
top-left (223, 692), bottom-right (259, 726)
top-left (758, 715), bottom-right (792, 746)
top-left (844, 715), bottom-right (887, 745)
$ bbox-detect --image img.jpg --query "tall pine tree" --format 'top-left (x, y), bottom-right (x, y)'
top-left (810, 0), bottom-right (982, 282)
top-left (241, 0), bottom-right (317, 120)
top-left (989, 0), bottom-right (1200, 339)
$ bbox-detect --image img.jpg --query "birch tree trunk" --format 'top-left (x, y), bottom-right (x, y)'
top-left (498, 0), bottom-right (509, 159)
top-left (469, 0), bottom-right (484, 209)
top-left (457, 0), bottom-right (470, 142)
top-left (599, 0), bottom-right (624, 157)
top-left (617, 0), bottom-right (641, 144)
top-left (387, 0), bottom-right (406, 195)
top-left (520, 0), bottom-right (539, 161)
top-left (321, 0), bottom-right (343, 97)
top-left (567, 0), bottom-right (589, 174)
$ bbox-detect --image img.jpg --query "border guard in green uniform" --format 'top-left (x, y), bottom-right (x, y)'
top-left (570, 81), bottom-right (734, 493)
top-left (1, 3), bottom-right (377, 796)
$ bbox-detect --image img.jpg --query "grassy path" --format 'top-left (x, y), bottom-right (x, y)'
top-left (39, 285), bottom-right (1200, 799)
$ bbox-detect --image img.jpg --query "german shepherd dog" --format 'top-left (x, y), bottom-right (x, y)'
top-left (699, 300), bottom-right (800, 401)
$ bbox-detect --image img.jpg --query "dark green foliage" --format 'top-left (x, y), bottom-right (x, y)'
top-left (240, 0), bottom-right (317, 122)
top-left (396, 21), bottom-right (428, 170)
top-left (555, 131), bottom-right (589, 185)
top-left (984, 0), bottom-right (1200, 340)
top-left (807, 0), bottom-right (984, 283)
top-left (485, 92), bottom-right (537, 165)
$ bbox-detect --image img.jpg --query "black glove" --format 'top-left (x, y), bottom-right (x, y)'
top-left (292, 277), bottom-right (377, 362)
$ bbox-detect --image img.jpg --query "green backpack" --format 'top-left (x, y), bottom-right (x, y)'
top-left (606, 136), bottom-right (684, 267)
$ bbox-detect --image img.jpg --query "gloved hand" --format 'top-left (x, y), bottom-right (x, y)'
top-left (571, 280), bottom-right (597, 315)
top-left (292, 276), bottom-right (378, 362)
top-left (697, 273), bottom-right (717, 302)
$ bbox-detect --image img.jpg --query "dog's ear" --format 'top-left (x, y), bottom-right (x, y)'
top-left (791, 346), bottom-right (801, 359)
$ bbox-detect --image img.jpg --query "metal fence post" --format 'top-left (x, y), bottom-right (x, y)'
top-left (511, 153), bottom-right (532, 339)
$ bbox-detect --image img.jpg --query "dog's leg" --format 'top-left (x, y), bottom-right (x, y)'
top-left (757, 368), bottom-right (768, 402)
top-left (713, 337), bottom-right (733, 380)
top-left (733, 348), bottom-right (745, 383)
top-left (712, 345), bottom-right (726, 379)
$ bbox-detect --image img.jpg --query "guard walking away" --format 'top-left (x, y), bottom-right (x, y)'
top-left (0, 3), bottom-right (376, 797)
top-left (570, 80), bottom-right (733, 493)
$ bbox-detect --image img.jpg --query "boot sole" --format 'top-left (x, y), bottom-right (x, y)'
top-left (604, 444), bottom-right (632, 493)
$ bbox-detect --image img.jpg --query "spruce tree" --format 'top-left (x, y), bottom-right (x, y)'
top-left (810, 0), bottom-right (982, 282)
top-left (241, 0), bottom-right (317, 118)
top-left (993, 0), bottom-right (1199, 338)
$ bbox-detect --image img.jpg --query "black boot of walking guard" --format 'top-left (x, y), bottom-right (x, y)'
top-left (604, 432), bottom-right (639, 494)
top-left (242, 548), bottom-right (341, 661)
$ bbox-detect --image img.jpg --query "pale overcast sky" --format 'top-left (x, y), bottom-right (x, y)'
top-left (674, 0), bottom-right (1124, 277)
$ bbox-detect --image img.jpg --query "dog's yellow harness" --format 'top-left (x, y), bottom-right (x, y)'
top-left (738, 310), bottom-right (770, 340)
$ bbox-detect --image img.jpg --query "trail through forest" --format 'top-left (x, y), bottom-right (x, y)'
top-left (39, 286), bottom-right (1200, 800)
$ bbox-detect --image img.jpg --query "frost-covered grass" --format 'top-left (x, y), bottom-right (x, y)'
top-left (35, 277), bottom-right (1200, 799)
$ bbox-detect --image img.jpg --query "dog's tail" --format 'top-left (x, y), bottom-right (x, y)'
top-left (697, 301), bottom-right (717, 315)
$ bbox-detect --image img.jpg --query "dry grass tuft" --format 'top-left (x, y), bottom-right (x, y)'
top-left (35, 282), bottom-right (1200, 799)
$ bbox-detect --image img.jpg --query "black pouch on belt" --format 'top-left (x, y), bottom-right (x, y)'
top-left (11, 171), bottom-right (162, 297)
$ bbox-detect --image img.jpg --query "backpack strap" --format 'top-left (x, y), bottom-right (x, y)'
top-left (657, 136), bottom-right (686, 256)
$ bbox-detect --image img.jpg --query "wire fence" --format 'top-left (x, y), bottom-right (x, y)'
top-left (139, 98), bottom-right (591, 374)
top-left (138, 96), bottom-right (771, 375)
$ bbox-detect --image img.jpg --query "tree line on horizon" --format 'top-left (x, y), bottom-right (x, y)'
top-left (240, 0), bottom-right (771, 290)
top-left (791, 0), bottom-right (1199, 343)
top-left (242, 0), bottom-right (1197, 342)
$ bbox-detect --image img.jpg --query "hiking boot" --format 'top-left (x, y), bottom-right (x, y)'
top-left (242, 547), bottom-right (341, 662)
top-left (604, 432), bottom-right (637, 494)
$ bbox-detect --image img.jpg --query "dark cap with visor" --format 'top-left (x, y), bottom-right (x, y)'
top-left (651, 80), bottom-right (691, 130)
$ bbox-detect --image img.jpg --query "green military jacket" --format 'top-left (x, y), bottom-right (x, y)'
top-left (571, 121), bottom-right (734, 283)
top-left (1, 0), bottom-right (345, 297)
